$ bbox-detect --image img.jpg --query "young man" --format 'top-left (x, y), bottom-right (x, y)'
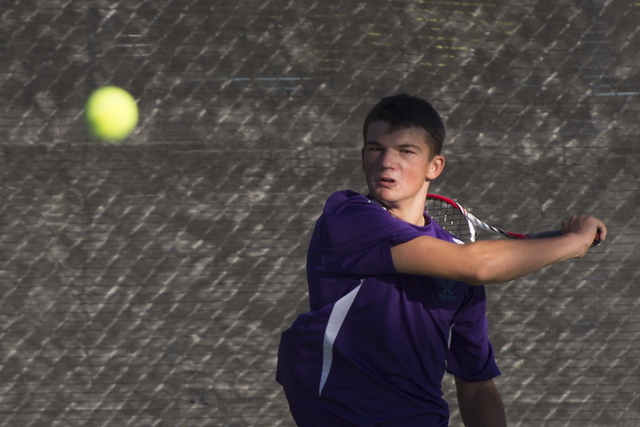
top-left (276, 94), bottom-right (606, 427)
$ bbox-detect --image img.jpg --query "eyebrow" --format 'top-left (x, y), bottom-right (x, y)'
top-left (365, 140), bottom-right (423, 150)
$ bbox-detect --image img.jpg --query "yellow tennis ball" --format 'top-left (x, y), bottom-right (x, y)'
top-left (84, 86), bottom-right (138, 142)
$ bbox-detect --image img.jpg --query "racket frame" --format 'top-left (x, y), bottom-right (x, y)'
top-left (426, 194), bottom-right (559, 242)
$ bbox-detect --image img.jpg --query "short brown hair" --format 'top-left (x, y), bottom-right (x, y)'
top-left (363, 94), bottom-right (446, 157)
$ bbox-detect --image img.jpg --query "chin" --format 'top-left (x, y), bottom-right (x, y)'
top-left (370, 192), bottom-right (399, 206)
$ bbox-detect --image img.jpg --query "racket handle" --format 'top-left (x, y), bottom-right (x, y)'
top-left (524, 230), bottom-right (601, 247)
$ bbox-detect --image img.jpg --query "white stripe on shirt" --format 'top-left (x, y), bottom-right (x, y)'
top-left (319, 280), bottom-right (364, 396)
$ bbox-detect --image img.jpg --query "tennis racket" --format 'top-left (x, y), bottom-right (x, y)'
top-left (425, 194), bottom-right (601, 246)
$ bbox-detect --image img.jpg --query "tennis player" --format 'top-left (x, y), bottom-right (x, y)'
top-left (276, 94), bottom-right (606, 427)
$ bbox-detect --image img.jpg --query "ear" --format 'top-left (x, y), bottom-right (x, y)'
top-left (361, 146), bottom-right (365, 171)
top-left (426, 155), bottom-right (445, 181)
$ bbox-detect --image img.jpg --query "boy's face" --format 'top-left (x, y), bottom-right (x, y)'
top-left (362, 121), bottom-right (444, 209)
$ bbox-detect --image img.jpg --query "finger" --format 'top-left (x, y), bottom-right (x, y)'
top-left (596, 220), bottom-right (607, 241)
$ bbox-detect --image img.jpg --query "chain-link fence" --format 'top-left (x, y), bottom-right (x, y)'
top-left (0, 1), bottom-right (638, 425)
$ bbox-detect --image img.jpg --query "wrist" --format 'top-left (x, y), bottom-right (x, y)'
top-left (561, 232), bottom-right (591, 258)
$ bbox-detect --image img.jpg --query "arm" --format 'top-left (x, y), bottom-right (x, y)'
top-left (455, 377), bottom-right (506, 427)
top-left (391, 215), bottom-right (607, 286)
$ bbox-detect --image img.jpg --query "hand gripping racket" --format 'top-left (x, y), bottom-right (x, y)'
top-left (425, 194), bottom-right (601, 246)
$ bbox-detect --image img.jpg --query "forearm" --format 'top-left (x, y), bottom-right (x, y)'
top-left (455, 377), bottom-right (506, 427)
top-left (391, 232), bottom-right (591, 286)
top-left (462, 233), bottom-right (589, 285)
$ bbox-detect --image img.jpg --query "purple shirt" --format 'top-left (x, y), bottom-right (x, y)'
top-left (277, 190), bottom-right (500, 426)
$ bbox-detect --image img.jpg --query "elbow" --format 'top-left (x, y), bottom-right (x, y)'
top-left (463, 249), bottom-right (498, 286)
top-left (468, 265), bottom-right (495, 286)
top-left (466, 267), bottom-right (493, 286)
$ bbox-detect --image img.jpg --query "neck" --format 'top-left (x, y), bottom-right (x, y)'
top-left (388, 207), bottom-right (426, 226)
top-left (370, 196), bottom-right (427, 226)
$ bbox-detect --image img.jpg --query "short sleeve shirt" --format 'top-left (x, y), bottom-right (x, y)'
top-left (277, 190), bottom-right (500, 426)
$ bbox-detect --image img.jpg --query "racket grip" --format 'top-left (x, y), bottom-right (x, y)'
top-left (524, 230), bottom-right (601, 247)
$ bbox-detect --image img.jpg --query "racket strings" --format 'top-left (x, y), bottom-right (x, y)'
top-left (425, 198), bottom-right (473, 242)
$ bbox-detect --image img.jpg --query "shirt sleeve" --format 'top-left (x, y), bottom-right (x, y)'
top-left (445, 285), bottom-right (501, 382)
top-left (318, 192), bottom-right (425, 276)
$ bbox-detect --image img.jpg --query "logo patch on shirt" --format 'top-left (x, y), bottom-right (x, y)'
top-left (437, 278), bottom-right (457, 301)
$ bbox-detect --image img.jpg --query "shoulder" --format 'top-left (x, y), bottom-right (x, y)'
top-left (317, 191), bottom-right (424, 250)
top-left (320, 190), bottom-right (392, 231)
top-left (320, 190), bottom-right (391, 230)
top-left (323, 190), bottom-right (375, 214)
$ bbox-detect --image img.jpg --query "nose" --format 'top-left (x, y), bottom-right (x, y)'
top-left (378, 148), bottom-right (397, 169)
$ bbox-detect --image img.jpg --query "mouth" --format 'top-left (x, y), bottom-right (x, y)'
top-left (377, 177), bottom-right (396, 187)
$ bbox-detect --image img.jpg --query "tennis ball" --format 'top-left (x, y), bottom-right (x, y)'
top-left (84, 86), bottom-right (138, 142)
